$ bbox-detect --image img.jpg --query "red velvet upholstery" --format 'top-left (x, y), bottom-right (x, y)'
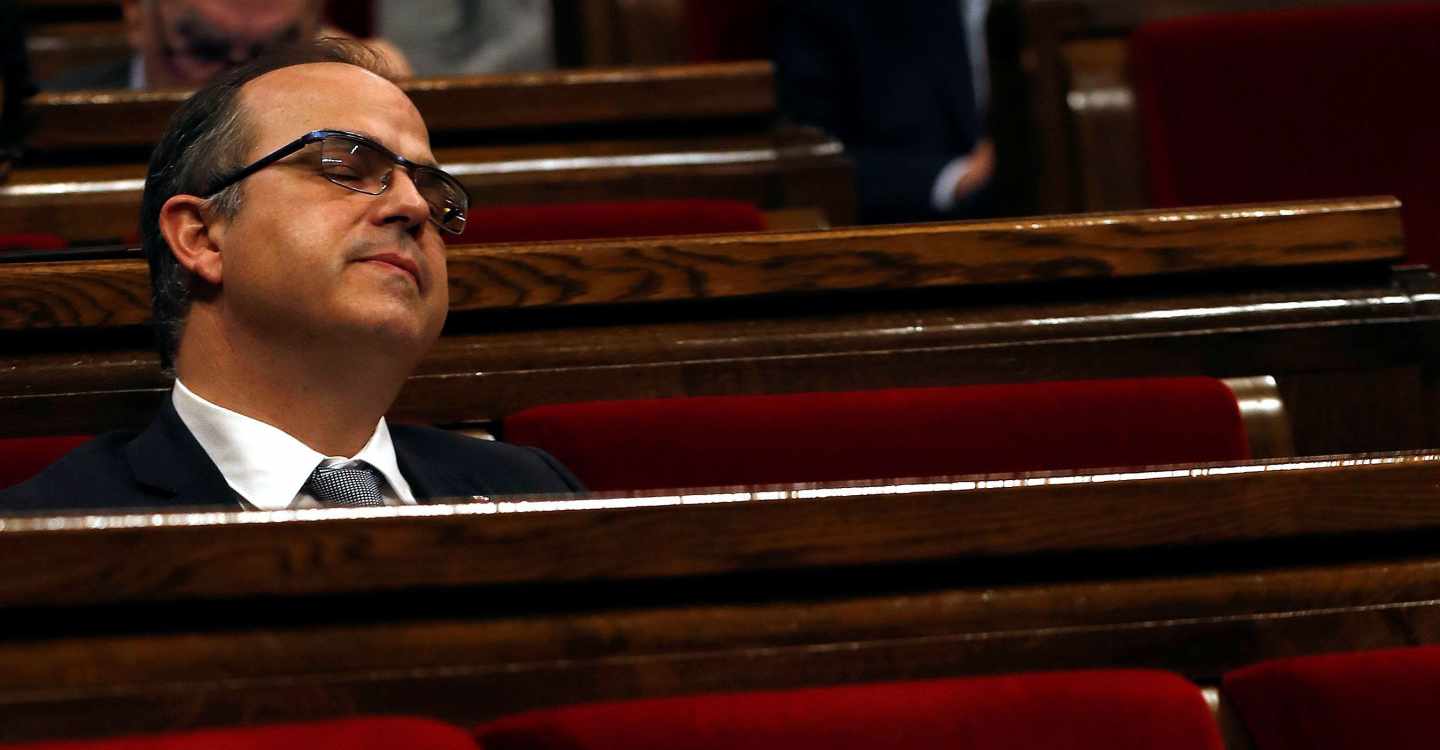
top-left (0, 233), bottom-right (67, 252)
top-left (503, 377), bottom-right (1251, 491)
top-left (1224, 646), bottom-right (1440, 750)
top-left (0, 435), bottom-right (92, 489)
top-left (476, 671), bottom-right (1225, 750)
top-left (0, 717), bottom-right (478, 749)
top-left (684, 0), bottom-right (773, 62)
top-left (448, 200), bottom-right (767, 245)
top-left (1131, 4), bottom-right (1440, 265)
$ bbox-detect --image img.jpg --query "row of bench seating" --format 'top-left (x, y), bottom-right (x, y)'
top-left (3, 450), bottom-right (1440, 740)
top-left (3, 644), bottom-right (1432, 750)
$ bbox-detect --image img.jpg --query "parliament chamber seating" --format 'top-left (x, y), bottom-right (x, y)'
top-left (476, 671), bottom-right (1224, 750)
top-left (2, 62), bottom-right (853, 247)
top-left (1130, 3), bottom-right (1440, 267)
top-left (7, 6), bottom-right (1440, 740)
top-left (5, 451), bottom-right (1440, 742)
top-left (503, 377), bottom-right (1254, 491)
top-left (0, 199), bottom-right (1426, 461)
top-left (1222, 645), bottom-right (1440, 750)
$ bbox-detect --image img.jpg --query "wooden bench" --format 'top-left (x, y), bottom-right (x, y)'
top-left (3, 451), bottom-right (1440, 741)
top-left (3, 62), bottom-right (854, 242)
top-left (0, 197), bottom-right (1426, 458)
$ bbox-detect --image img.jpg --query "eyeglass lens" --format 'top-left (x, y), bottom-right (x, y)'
top-left (319, 137), bottom-right (468, 234)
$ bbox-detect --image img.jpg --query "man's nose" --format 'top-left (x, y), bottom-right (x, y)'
top-left (376, 167), bottom-right (431, 232)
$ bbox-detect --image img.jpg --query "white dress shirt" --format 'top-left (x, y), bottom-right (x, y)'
top-left (171, 379), bottom-right (417, 510)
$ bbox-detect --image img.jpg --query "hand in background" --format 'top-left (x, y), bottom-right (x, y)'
top-left (952, 139), bottom-right (996, 203)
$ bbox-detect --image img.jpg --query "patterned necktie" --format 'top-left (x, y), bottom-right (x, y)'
top-left (305, 460), bottom-right (386, 508)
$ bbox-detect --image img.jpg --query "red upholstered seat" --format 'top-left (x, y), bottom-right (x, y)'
top-left (0, 716), bottom-right (478, 749)
top-left (1, 435), bottom-right (92, 489)
top-left (683, 0), bottom-right (772, 62)
top-left (448, 200), bottom-right (767, 245)
top-left (0, 234), bottom-right (67, 252)
top-left (1224, 646), bottom-right (1440, 750)
top-left (1131, 4), bottom-right (1440, 265)
top-left (503, 377), bottom-right (1251, 491)
top-left (476, 671), bottom-right (1225, 750)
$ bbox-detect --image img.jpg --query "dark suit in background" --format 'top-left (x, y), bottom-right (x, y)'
top-left (0, 400), bottom-right (584, 512)
top-left (775, 0), bottom-right (989, 225)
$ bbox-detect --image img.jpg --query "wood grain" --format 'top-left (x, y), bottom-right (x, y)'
top-left (0, 198), bottom-right (1406, 330)
top-left (5, 458), bottom-right (1440, 740)
top-left (4, 451), bottom-right (1440, 607)
top-left (0, 128), bottom-right (850, 243)
top-left (25, 62), bottom-right (776, 152)
top-left (3, 266), bottom-right (1437, 456)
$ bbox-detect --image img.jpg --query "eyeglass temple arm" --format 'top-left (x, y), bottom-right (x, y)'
top-left (197, 131), bottom-right (322, 198)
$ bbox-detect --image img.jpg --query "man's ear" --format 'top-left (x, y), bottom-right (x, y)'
top-left (159, 194), bottom-right (224, 286)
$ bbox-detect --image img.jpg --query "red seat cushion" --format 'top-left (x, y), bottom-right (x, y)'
top-left (448, 200), bottom-right (766, 245)
top-left (0, 716), bottom-right (477, 749)
top-left (684, 0), bottom-right (772, 62)
top-left (0, 234), bottom-right (67, 252)
top-left (477, 671), bottom-right (1224, 750)
top-left (503, 377), bottom-right (1250, 491)
top-left (0, 435), bottom-right (92, 489)
top-left (1131, 4), bottom-right (1440, 265)
top-left (1224, 646), bottom-right (1440, 750)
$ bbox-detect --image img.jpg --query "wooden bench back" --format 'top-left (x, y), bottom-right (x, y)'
top-left (2, 451), bottom-right (1439, 741)
top-left (1, 198), bottom-right (1429, 458)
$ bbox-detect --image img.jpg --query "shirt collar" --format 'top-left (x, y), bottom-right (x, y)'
top-left (171, 379), bottom-right (415, 510)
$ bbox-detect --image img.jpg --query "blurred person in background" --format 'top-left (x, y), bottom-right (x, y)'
top-left (776, 0), bottom-right (994, 225)
top-left (377, 0), bottom-right (554, 76)
top-left (44, 0), bottom-right (409, 90)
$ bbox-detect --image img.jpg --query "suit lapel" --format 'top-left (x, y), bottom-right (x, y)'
top-left (125, 398), bottom-right (243, 509)
top-left (393, 430), bottom-right (495, 503)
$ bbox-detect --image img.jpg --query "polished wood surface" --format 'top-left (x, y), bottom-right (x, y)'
top-left (0, 198), bottom-right (1405, 330)
top-left (5, 269), bottom-right (1433, 459)
top-left (0, 199), bottom-right (1432, 455)
top-left (5, 453), bottom-right (1440, 740)
top-left (5, 451), bottom-right (1440, 607)
top-left (0, 128), bottom-right (851, 243)
top-left (24, 62), bottom-right (777, 152)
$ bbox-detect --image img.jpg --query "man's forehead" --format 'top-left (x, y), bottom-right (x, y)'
top-left (239, 63), bottom-right (432, 158)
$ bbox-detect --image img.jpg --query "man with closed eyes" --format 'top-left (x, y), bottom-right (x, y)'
top-left (2, 40), bottom-right (582, 511)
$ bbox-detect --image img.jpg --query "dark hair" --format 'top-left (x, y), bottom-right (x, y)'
top-left (141, 37), bottom-right (393, 369)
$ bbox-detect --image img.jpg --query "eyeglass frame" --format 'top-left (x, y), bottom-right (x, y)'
top-left (198, 129), bottom-right (471, 235)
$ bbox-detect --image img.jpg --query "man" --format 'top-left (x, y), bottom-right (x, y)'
top-left (775, 0), bottom-right (994, 225)
top-left (1, 40), bottom-right (583, 512)
top-left (43, 0), bottom-right (408, 90)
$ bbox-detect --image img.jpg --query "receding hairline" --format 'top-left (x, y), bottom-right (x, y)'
top-left (234, 61), bottom-right (429, 160)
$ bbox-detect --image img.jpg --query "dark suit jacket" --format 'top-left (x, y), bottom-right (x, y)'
top-left (775, 0), bottom-right (989, 224)
top-left (0, 399), bottom-right (585, 513)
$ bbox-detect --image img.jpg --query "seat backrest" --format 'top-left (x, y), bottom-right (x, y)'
top-left (503, 377), bottom-right (1251, 491)
top-left (683, 0), bottom-right (773, 62)
top-left (0, 716), bottom-right (477, 749)
top-left (0, 435), bottom-right (92, 490)
top-left (476, 671), bottom-right (1224, 750)
top-left (1223, 646), bottom-right (1440, 750)
top-left (446, 200), bottom-right (767, 245)
top-left (1130, 3), bottom-right (1440, 265)
top-left (0, 234), bottom-right (67, 252)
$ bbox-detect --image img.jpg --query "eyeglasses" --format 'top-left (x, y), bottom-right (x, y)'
top-left (200, 130), bottom-right (470, 235)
